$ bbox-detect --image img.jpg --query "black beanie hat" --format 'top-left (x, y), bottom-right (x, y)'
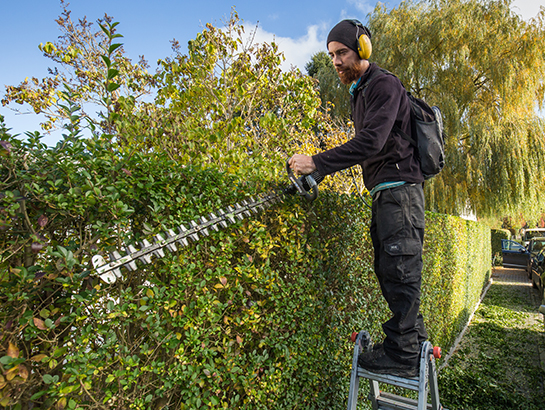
top-left (326, 19), bottom-right (372, 56)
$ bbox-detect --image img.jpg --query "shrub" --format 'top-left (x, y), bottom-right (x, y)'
top-left (491, 228), bottom-right (511, 266)
top-left (1, 123), bottom-right (491, 408)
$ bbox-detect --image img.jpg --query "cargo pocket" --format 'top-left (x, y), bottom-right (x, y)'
top-left (383, 237), bottom-right (422, 283)
top-left (409, 188), bottom-right (425, 230)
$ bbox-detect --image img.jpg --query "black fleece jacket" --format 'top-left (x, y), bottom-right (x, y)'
top-left (312, 63), bottom-right (423, 191)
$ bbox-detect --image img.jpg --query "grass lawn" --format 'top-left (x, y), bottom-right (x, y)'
top-left (437, 269), bottom-right (545, 409)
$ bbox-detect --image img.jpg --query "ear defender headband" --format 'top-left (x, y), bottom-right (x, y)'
top-left (348, 19), bottom-right (372, 60)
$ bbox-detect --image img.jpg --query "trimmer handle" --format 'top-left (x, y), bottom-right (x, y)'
top-left (286, 160), bottom-right (318, 202)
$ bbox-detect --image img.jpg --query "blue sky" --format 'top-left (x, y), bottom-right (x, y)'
top-left (1, 0), bottom-right (542, 146)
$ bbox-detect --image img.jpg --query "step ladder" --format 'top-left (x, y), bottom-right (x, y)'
top-left (347, 331), bottom-right (448, 410)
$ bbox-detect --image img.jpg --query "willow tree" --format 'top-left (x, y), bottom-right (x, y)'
top-left (369, 0), bottom-right (545, 220)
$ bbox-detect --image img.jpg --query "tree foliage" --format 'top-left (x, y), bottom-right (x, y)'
top-left (133, 11), bottom-right (320, 180)
top-left (368, 0), bottom-right (545, 219)
top-left (2, 6), bottom-right (322, 185)
top-left (1, 0), bottom-right (155, 135)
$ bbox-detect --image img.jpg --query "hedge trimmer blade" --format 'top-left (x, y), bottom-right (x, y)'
top-left (92, 194), bottom-right (281, 283)
top-left (92, 162), bottom-right (323, 284)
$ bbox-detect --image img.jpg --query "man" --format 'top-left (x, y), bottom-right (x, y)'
top-left (288, 19), bottom-right (428, 377)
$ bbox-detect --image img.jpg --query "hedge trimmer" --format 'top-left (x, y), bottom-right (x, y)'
top-left (92, 162), bottom-right (323, 283)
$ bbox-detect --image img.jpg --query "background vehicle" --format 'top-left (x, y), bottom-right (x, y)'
top-left (502, 239), bottom-right (531, 271)
top-left (521, 228), bottom-right (545, 246)
top-left (501, 237), bottom-right (545, 277)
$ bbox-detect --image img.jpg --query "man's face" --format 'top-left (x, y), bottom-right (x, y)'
top-left (328, 41), bottom-right (363, 85)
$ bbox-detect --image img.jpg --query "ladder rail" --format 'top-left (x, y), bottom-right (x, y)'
top-left (347, 331), bottom-right (370, 410)
top-left (347, 335), bottom-right (361, 410)
top-left (346, 332), bottom-right (448, 410)
top-left (417, 342), bottom-right (432, 410)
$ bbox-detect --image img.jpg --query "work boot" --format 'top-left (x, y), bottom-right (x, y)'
top-left (358, 348), bottom-right (419, 378)
top-left (357, 343), bottom-right (384, 365)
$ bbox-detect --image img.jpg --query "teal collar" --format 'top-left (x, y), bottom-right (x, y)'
top-left (349, 77), bottom-right (362, 96)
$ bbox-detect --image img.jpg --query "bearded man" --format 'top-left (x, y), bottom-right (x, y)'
top-left (289, 19), bottom-right (428, 377)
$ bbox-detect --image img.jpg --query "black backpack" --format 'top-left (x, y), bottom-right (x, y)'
top-left (362, 68), bottom-right (445, 179)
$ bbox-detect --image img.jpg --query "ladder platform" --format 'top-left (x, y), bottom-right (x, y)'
top-left (347, 330), bottom-right (448, 410)
top-left (357, 368), bottom-right (420, 390)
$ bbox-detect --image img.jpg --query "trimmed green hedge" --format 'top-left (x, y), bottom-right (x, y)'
top-left (491, 228), bottom-right (511, 266)
top-left (421, 213), bottom-right (491, 351)
top-left (1, 133), bottom-right (491, 409)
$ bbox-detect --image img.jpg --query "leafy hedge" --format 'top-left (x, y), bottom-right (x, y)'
top-left (421, 214), bottom-right (492, 350)
top-left (491, 228), bottom-right (512, 266)
top-left (1, 125), bottom-right (492, 409)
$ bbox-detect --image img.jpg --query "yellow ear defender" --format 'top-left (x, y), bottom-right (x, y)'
top-left (357, 32), bottom-right (372, 60)
top-left (349, 19), bottom-right (372, 60)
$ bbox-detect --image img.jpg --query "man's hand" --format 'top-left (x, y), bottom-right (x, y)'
top-left (288, 154), bottom-right (317, 175)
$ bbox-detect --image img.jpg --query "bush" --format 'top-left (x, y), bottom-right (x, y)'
top-left (491, 228), bottom-right (511, 266)
top-left (1, 125), bottom-right (491, 408)
top-left (421, 214), bottom-right (491, 350)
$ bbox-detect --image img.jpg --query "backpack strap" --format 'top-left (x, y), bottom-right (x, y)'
top-left (359, 68), bottom-right (417, 147)
top-left (359, 67), bottom-right (390, 96)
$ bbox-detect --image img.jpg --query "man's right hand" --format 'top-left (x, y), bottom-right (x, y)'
top-left (288, 154), bottom-right (317, 175)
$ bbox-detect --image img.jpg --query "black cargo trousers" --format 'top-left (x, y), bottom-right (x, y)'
top-left (370, 183), bottom-right (428, 364)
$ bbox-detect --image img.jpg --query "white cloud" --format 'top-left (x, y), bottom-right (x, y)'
top-left (510, 0), bottom-right (544, 21)
top-left (246, 22), bottom-right (327, 72)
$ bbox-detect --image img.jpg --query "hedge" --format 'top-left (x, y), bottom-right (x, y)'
top-left (491, 229), bottom-right (512, 266)
top-left (1, 131), bottom-right (491, 409)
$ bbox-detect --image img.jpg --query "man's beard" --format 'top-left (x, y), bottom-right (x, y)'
top-left (338, 61), bottom-right (362, 85)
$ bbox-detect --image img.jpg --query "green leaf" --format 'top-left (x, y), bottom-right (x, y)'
top-left (108, 68), bottom-right (119, 80)
top-left (52, 347), bottom-right (68, 358)
top-left (107, 69), bottom-right (119, 81)
top-left (0, 356), bottom-right (13, 365)
top-left (108, 43), bottom-right (123, 55)
top-left (98, 23), bottom-right (109, 36)
top-left (107, 83), bottom-right (121, 92)
top-left (43, 374), bottom-right (59, 384)
top-left (101, 55), bottom-right (111, 68)
top-left (30, 391), bottom-right (47, 400)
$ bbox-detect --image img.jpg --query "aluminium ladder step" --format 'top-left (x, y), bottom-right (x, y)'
top-left (374, 392), bottom-right (435, 410)
top-left (357, 368), bottom-right (420, 390)
top-left (346, 330), bottom-right (448, 410)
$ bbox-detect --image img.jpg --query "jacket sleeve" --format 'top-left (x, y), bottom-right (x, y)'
top-left (312, 75), bottom-right (404, 176)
